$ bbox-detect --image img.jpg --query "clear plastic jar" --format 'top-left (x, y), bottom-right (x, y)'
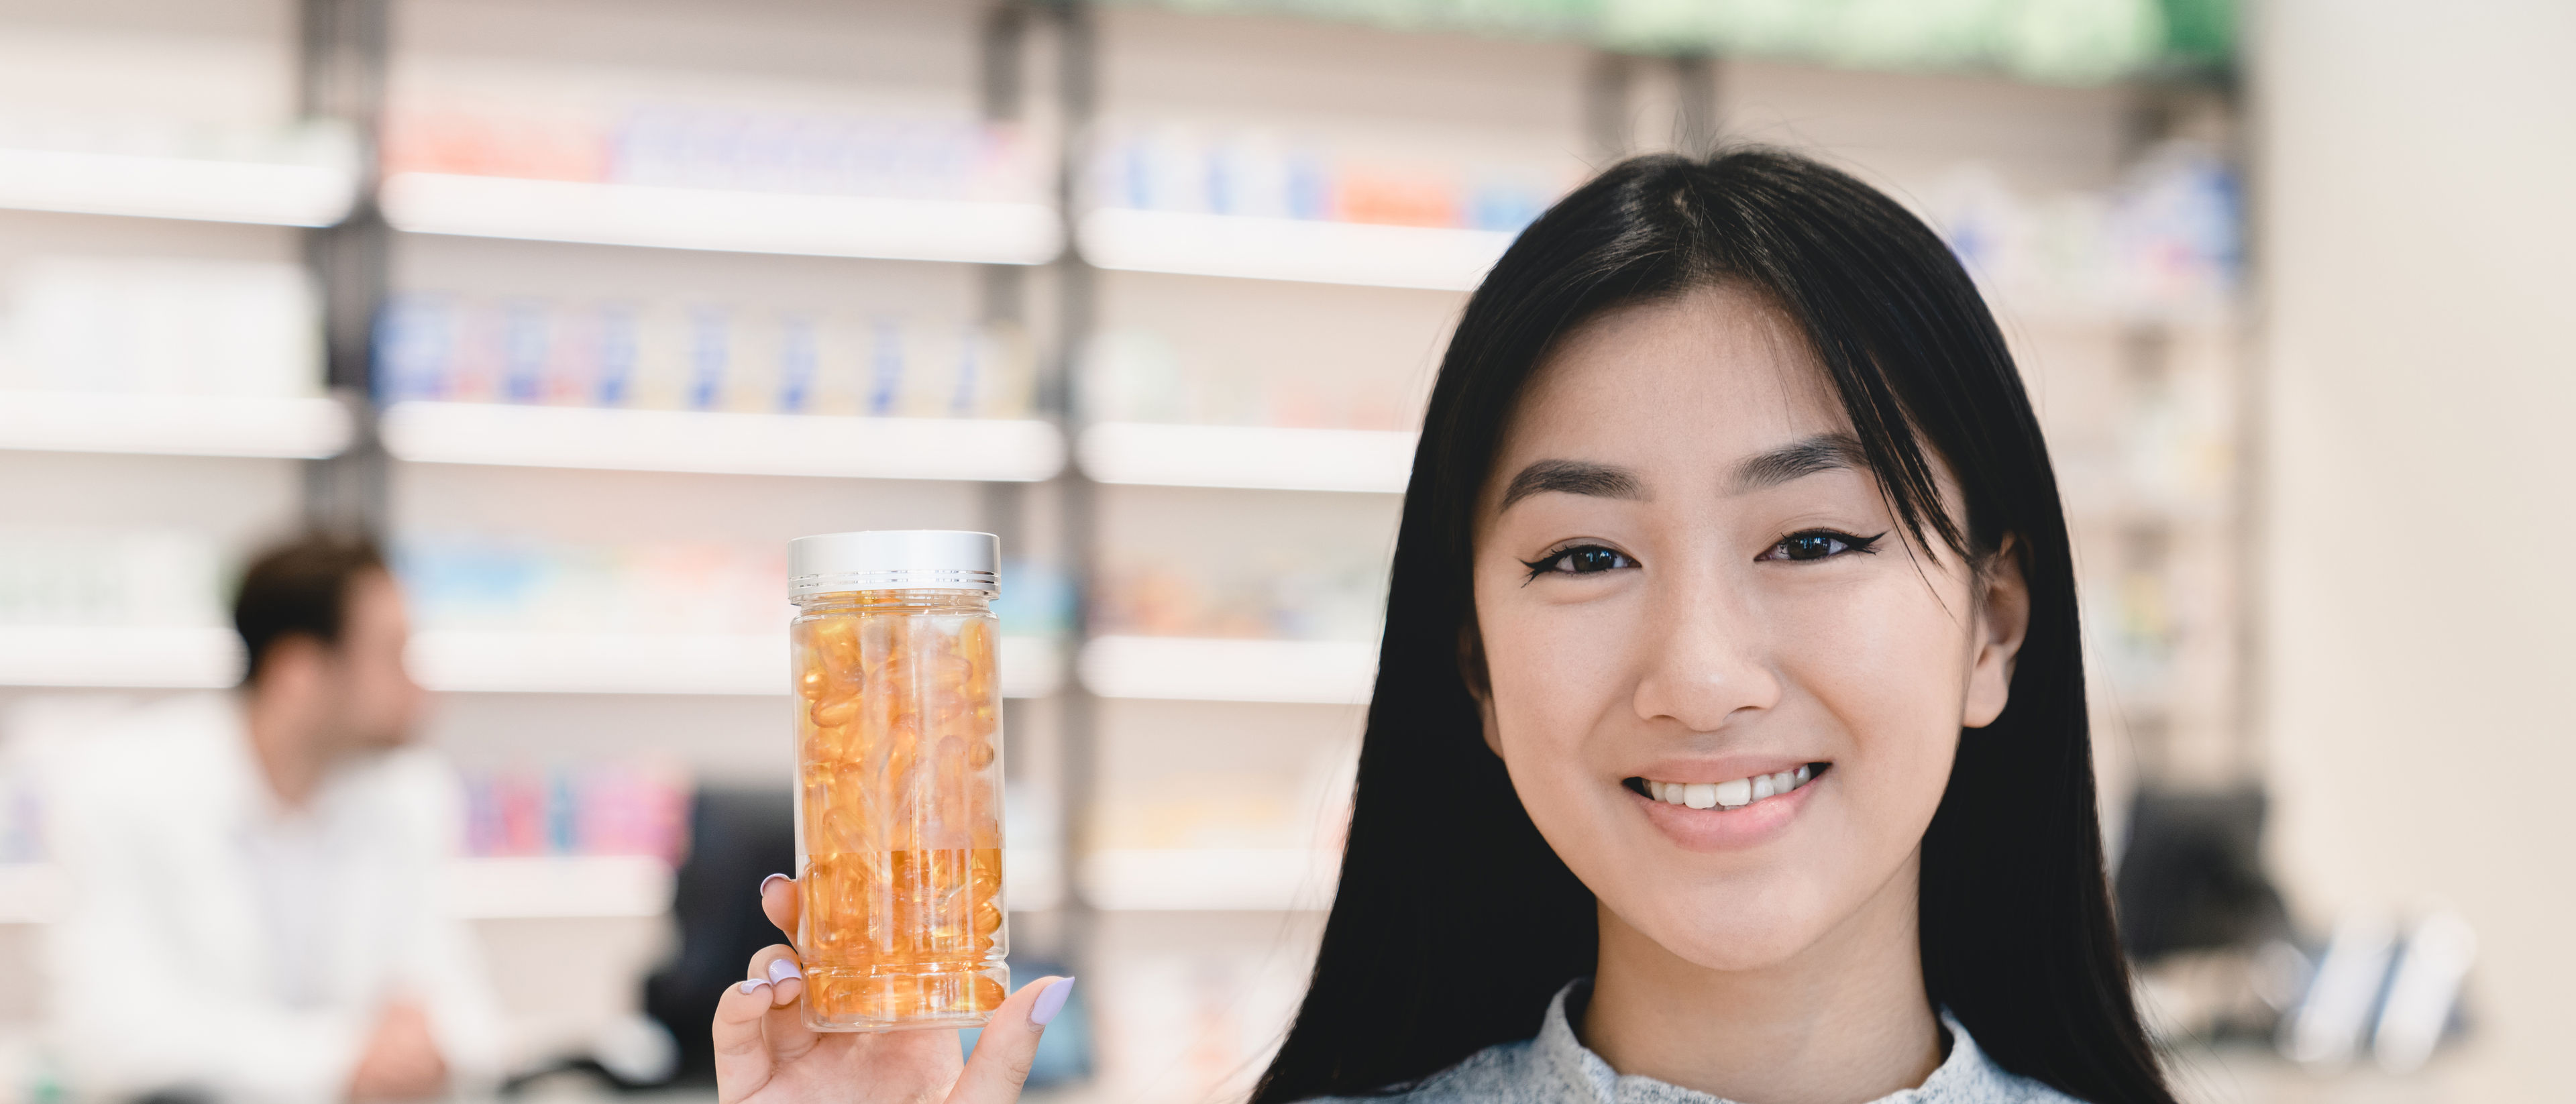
top-left (787, 531), bottom-right (1006, 1032)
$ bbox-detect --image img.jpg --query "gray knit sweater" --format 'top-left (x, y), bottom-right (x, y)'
top-left (1300, 982), bottom-right (2084, 1104)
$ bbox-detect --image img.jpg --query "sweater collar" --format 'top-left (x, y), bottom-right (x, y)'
top-left (1527, 979), bottom-right (2019, 1103)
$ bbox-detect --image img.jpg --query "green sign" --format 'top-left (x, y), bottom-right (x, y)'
top-left (1109, 0), bottom-right (2233, 84)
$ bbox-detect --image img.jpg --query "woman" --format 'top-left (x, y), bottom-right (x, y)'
top-left (714, 149), bottom-right (2175, 1104)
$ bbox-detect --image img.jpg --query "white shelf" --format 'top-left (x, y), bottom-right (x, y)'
top-left (439, 855), bottom-right (675, 920)
top-left (0, 391), bottom-right (353, 459)
top-left (0, 626), bottom-right (241, 689)
top-left (413, 630), bottom-right (1063, 700)
top-left (1079, 848), bottom-right (1338, 911)
top-left (380, 401), bottom-right (1065, 483)
top-left (1077, 635), bottom-right (1376, 704)
top-left (380, 172), bottom-right (1063, 266)
top-left (0, 857), bottom-right (676, 924)
top-left (1077, 421), bottom-right (1414, 494)
top-left (1077, 207), bottom-right (1513, 291)
top-left (1002, 845), bottom-right (1065, 913)
top-left (0, 627), bottom-right (1063, 699)
top-left (0, 147), bottom-right (356, 227)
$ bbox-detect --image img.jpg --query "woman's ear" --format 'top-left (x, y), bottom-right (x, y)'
top-left (1457, 621), bottom-right (1504, 757)
top-left (1961, 536), bottom-right (2031, 729)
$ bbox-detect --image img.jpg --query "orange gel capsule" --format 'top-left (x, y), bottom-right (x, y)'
top-left (810, 694), bottom-right (861, 728)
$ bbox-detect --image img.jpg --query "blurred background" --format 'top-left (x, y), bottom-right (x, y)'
top-left (0, 0), bottom-right (2567, 1101)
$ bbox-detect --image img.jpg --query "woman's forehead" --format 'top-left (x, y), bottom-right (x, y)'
top-left (1503, 286), bottom-right (1847, 466)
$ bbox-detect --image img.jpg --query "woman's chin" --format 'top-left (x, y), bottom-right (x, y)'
top-left (1605, 884), bottom-right (1843, 973)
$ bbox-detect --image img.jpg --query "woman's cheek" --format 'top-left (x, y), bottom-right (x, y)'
top-left (1775, 582), bottom-right (1969, 834)
top-left (1479, 598), bottom-right (1638, 839)
top-left (1483, 586), bottom-right (1633, 733)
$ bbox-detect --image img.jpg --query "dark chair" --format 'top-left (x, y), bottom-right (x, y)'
top-left (643, 785), bottom-right (797, 1085)
top-left (2115, 784), bottom-right (2290, 961)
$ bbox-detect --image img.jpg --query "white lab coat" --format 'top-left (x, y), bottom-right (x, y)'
top-left (41, 694), bottom-right (506, 1103)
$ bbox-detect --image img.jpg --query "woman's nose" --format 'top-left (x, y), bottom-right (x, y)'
top-left (1628, 575), bottom-right (1780, 732)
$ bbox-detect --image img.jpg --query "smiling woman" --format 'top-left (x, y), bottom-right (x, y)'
top-left (1248, 151), bottom-right (2176, 1104)
top-left (708, 148), bottom-right (2173, 1104)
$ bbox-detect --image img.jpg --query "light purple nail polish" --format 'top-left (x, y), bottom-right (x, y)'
top-left (739, 979), bottom-right (771, 995)
top-left (768, 957), bottom-right (804, 983)
top-left (1029, 977), bottom-right (1076, 1026)
top-left (759, 873), bottom-right (790, 895)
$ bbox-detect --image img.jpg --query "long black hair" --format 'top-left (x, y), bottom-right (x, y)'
top-left (1249, 150), bottom-right (2172, 1104)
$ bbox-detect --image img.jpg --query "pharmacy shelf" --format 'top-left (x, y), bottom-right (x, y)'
top-left (0, 146), bottom-right (356, 227)
top-left (0, 391), bottom-right (354, 459)
top-left (411, 630), bottom-right (1064, 700)
top-left (439, 855), bottom-right (675, 920)
top-left (0, 626), bottom-right (241, 689)
top-left (380, 401), bottom-right (1065, 483)
top-left (1002, 845), bottom-right (1066, 913)
top-left (1077, 207), bottom-right (1513, 291)
top-left (379, 172), bottom-right (1063, 265)
top-left (1080, 848), bottom-right (1339, 911)
top-left (1077, 634), bottom-right (1376, 704)
top-left (0, 626), bottom-right (1063, 699)
top-left (0, 857), bottom-right (676, 924)
top-left (1077, 421), bottom-right (1415, 494)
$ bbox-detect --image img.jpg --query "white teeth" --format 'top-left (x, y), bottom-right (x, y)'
top-left (1644, 765), bottom-right (1819, 810)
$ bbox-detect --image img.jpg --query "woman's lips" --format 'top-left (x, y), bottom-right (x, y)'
top-left (1625, 763), bottom-right (1829, 850)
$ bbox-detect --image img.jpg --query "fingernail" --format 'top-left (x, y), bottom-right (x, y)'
top-left (1030, 977), bottom-right (1076, 1027)
top-left (738, 979), bottom-right (770, 995)
top-left (759, 873), bottom-right (790, 895)
top-left (767, 958), bottom-right (803, 984)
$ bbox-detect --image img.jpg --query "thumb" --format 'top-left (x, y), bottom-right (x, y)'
top-left (948, 977), bottom-right (1073, 1104)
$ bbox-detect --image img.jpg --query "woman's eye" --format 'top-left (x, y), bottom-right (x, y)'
top-left (1523, 545), bottom-right (1636, 578)
top-left (1760, 530), bottom-right (1883, 562)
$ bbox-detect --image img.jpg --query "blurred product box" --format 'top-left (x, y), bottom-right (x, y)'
top-left (400, 539), bottom-right (1077, 642)
top-left (1080, 327), bottom-right (1422, 431)
top-left (0, 258), bottom-right (321, 397)
top-left (1093, 553), bottom-right (1389, 643)
top-left (398, 539), bottom-right (786, 637)
top-left (0, 530), bottom-right (226, 628)
top-left (0, 774), bottom-right (38, 865)
top-left (459, 761), bottom-right (692, 863)
top-left (376, 293), bottom-right (1034, 421)
top-left (1088, 123), bottom-right (1565, 231)
top-left (992, 561), bottom-right (1077, 640)
top-left (382, 99), bottom-right (1047, 205)
top-left (1925, 141), bottom-right (2242, 322)
top-left (0, 113), bottom-right (356, 168)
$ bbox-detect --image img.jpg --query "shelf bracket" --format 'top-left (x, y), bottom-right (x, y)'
top-left (300, 0), bottom-right (392, 538)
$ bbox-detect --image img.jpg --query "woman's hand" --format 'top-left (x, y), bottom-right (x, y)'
top-left (714, 874), bottom-right (1073, 1104)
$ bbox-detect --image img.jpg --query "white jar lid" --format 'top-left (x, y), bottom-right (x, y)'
top-left (789, 530), bottom-right (999, 597)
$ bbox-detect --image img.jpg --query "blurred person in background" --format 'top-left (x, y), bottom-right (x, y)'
top-left (42, 535), bottom-right (504, 1102)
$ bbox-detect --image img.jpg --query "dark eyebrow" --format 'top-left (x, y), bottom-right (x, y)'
top-left (1497, 459), bottom-right (1646, 511)
top-left (1730, 433), bottom-right (1871, 492)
